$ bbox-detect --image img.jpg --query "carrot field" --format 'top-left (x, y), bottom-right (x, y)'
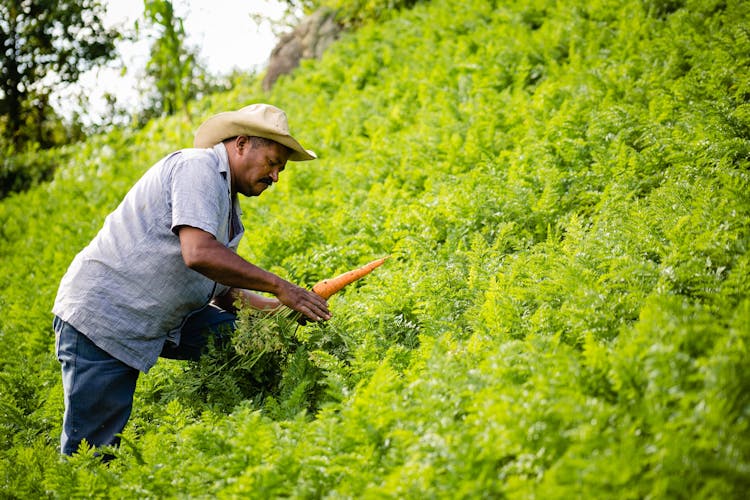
top-left (1, 0), bottom-right (749, 497)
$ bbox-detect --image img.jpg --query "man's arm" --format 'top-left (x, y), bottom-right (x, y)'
top-left (212, 288), bottom-right (281, 314)
top-left (177, 225), bottom-right (330, 322)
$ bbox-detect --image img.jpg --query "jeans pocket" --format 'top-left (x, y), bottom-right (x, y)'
top-left (53, 316), bottom-right (63, 358)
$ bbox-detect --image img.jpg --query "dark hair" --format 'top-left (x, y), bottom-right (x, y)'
top-left (223, 135), bottom-right (292, 155)
top-left (247, 136), bottom-right (278, 149)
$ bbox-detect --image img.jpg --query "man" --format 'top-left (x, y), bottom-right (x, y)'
top-left (52, 103), bottom-right (330, 456)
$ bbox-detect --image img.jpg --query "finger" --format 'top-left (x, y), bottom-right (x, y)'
top-left (302, 304), bottom-right (330, 322)
top-left (307, 291), bottom-right (329, 310)
top-left (304, 294), bottom-right (330, 319)
top-left (310, 303), bottom-right (331, 321)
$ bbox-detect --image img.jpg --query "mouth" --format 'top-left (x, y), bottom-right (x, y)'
top-left (259, 177), bottom-right (273, 186)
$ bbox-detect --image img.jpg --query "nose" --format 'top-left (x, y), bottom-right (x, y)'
top-left (270, 168), bottom-right (280, 183)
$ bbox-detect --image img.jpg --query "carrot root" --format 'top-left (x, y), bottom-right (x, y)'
top-left (312, 256), bottom-right (389, 299)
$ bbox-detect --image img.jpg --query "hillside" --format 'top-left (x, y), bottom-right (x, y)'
top-left (1, 0), bottom-right (749, 497)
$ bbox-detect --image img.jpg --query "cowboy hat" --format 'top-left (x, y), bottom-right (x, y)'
top-left (193, 103), bottom-right (316, 161)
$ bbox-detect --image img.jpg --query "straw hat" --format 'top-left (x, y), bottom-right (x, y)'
top-left (193, 103), bottom-right (316, 161)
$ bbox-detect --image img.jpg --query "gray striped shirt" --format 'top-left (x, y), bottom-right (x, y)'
top-left (53, 143), bottom-right (244, 372)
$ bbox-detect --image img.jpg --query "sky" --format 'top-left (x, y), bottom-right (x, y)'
top-left (53, 0), bottom-right (289, 124)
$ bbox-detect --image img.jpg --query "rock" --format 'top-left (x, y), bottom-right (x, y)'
top-left (262, 8), bottom-right (343, 91)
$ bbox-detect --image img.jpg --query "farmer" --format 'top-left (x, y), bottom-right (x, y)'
top-left (52, 103), bottom-right (331, 457)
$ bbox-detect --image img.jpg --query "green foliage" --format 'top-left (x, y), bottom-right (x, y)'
top-left (137, 0), bottom-right (224, 123)
top-left (1, 0), bottom-right (749, 497)
top-left (319, 0), bottom-right (423, 26)
top-left (0, 145), bottom-right (74, 199)
top-left (0, 0), bottom-right (119, 147)
top-left (291, 0), bottom-right (423, 26)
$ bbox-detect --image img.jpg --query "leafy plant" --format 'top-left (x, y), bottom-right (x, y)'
top-left (1, 0), bottom-right (749, 497)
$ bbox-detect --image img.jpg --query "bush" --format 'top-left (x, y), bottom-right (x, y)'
top-left (1, 0), bottom-right (748, 497)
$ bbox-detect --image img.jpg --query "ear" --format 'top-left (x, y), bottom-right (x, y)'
top-left (233, 135), bottom-right (249, 152)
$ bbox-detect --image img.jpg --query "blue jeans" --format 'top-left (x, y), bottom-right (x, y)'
top-left (54, 305), bottom-right (236, 456)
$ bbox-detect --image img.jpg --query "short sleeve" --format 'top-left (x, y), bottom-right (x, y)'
top-left (168, 154), bottom-right (229, 238)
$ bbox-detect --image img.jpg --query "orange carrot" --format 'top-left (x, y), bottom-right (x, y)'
top-left (312, 256), bottom-right (389, 299)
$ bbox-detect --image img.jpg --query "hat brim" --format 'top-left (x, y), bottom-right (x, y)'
top-left (194, 111), bottom-right (316, 161)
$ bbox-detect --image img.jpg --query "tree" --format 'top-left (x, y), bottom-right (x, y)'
top-left (138, 0), bottom-right (219, 123)
top-left (0, 0), bottom-right (120, 147)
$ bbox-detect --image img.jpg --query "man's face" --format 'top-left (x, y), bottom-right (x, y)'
top-left (231, 137), bottom-right (291, 197)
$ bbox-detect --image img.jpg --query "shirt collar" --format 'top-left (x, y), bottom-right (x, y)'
top-left (212, 142), bottom-right (231, 193)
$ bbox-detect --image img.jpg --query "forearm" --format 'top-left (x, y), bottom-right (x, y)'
top-left (184, 240), bottom-right (284, 294)
top-left (214, 288), bottom-right (281, 313)
top-left (178, 226), bottom-right (330, 322)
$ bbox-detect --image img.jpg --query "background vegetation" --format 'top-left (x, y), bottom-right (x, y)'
top-left (1, 0), bottom-right (749, 497)
top-left (0, 0), bottom-right (119, 148)
top-left (0, 0), bottom-right (225, 196)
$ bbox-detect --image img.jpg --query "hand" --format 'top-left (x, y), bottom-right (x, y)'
top-left (177, 226), bottom-right (332, 322)
top-left (275, 281), bottom-right (331, 323)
